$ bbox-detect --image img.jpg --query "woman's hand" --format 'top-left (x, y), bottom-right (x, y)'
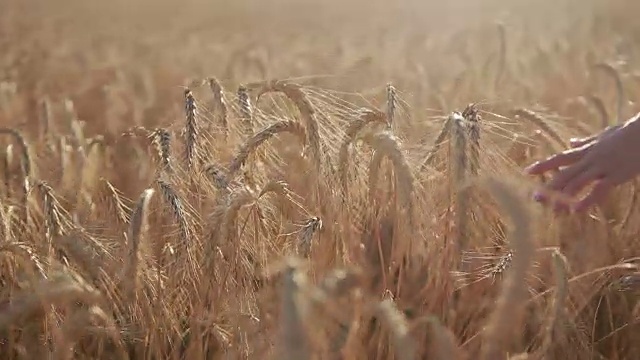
top-left (524, 113), bottom-right (640, 212)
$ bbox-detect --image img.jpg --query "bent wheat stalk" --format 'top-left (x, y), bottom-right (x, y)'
top-left (586, 94), bottom-right (610, 129)
top-left (592, 62), bottom-right (625, 123)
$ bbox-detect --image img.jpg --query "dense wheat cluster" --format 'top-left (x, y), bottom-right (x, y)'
top-left (2, 0), bottom-right (640, 358)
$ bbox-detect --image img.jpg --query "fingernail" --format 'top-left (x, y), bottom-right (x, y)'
top-left (533, 190), bottom-right (544, 202)
top-left (524, 163), bottom-right (538, 174)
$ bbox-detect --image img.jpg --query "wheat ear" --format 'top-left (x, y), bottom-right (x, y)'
top-left (121, 188), bottom-right (154, 302)
top-left (208, 77), bottom-right (229, 138)
top-left (151, 128), bottom-right (173, 174)
top-left (39, 96), bottom-right (54, 150)
top-left (0, 274), bottom-right (103, 332)
top-left (420, 117), bottom-right (452, 171)
top-left (237, 85), bottom-right (253, 137)
top-left (512, 109), bottom-right (565, 148)
top-left (364, 131), bottom-right (414, 216)
top-left (450, 112), bottom-right (469, 252)
top-left (338, 108), bottom-right (387, 194)
top-left (249, 80), bottom-right (322, 171)
top-left (227, 120), bottom-right (307, 182)
top-left (36, 181), bottom-right (67, 263)
top-left (463, 104), bottom-right (481, 176)
top-left (184, 89), bottom-right (199, 170)
top-left (203, 163), bottom-right (230, 191)
top-left (538, 250), bottom-right (568, 356)
top-left (426, 316), bottom-right (461, 360)
top-left (495, 22), bottom-right (508, 89)
top-left (386, 83), bottom-right (397, 130)
top-left (480, 178), bottom-right (534, 360)
top-left (376, 299), bottom-right (417, 360)
top-left (156, 178), bottom-right (190, 242)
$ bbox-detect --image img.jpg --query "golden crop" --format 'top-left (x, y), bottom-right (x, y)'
top-left (0, 0), bottom-right (639, 358)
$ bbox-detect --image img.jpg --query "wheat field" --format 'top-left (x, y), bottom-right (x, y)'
top-left (1, 0), bottom-right (640, 359)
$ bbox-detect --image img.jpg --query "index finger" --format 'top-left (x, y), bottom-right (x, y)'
top-left (524, 146), bottom-right (588, 175)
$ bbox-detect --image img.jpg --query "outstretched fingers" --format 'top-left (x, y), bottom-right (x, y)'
top-left (524, 145), bottom-right (590, 176)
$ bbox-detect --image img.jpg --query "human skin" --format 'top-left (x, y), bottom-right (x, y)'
top-left (524, 112), bottom-right (640, 212)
